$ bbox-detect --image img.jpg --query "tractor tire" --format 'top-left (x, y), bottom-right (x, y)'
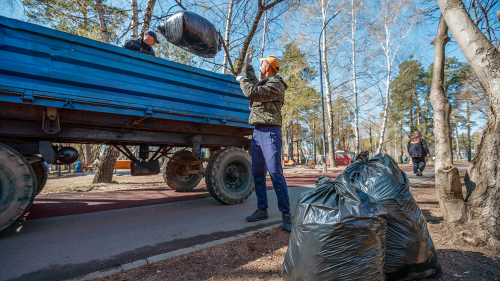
top-left (205, 147), bottom-right (254, 205)
top-left (31, 161), bottom-right (48, 195)
top-left (162, 150), bottom-right (203, 191)
top-left (204, 149), bottom-right (223, 201)
top-left (0, 143), bottom-right (37, 232)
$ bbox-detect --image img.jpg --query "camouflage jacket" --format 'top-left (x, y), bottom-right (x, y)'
top-left (239, 65), bottom-right (288, 126)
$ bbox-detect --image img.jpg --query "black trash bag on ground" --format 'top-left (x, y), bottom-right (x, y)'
top-left (281, 176), bottom-right (388, 281)
top-left (335, 153), bottom-right (441, 280)
top-left (157, 11), bottom-right (222, 58)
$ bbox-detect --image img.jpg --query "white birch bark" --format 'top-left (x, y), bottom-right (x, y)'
top-left (321, 0), bottom-right (337, 167)
top-left (95, 0), bottom-right (110, 43)
top-left (350, 0), bottom-right (359, 155)
top-left (260, 10), bottom-right (267, 58)
top-left (222, 0), bottom-right (235, 74)
top-left (131, 0), bottom-right (139, 37)
top-left (437, 0), bottom-right (500, 249)
top-left (140, 0), bottom-right (157, 35)
top-left (375, 0), bottom-right (415, 154)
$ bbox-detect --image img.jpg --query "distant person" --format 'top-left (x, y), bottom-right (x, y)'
top-left (74, 160), bottom-right (82, 173)
top-left (407, 131), bottom-right (430, 176)
top-left (402, 154), bottom-right (408, 165)
top-left (123, 30), bottom-right (159, 56)
top-left (236, 53), bottom-right (292, 232)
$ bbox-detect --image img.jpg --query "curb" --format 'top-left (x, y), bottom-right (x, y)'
top-left (66, 223), bottom-right (283, 281)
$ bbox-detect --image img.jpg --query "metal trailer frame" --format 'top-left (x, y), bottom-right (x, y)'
top-left (0, 16), bottom-right (255, 232)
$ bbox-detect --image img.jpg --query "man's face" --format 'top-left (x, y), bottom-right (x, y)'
top-left (144, 35), bottom-right (156, 47)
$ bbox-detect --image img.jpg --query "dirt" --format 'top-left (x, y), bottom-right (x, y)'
top-left (41, 172), bottom-right (167, 194)
top-left (40, 166), bottom-right (347, 195)
top-left (96, 179), bottom-right (500, 281)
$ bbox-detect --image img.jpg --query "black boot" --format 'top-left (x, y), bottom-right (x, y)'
top-left (246, 209), bottom-right (269, 222)
top-left (282, 212), bottom-right (292, 232)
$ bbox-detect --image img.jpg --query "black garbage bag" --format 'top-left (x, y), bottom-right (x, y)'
top-left (281, 176), bottom-right (388, 281)
top-left (335, 153), bottom-right (441, 280)
top-left (157, 11), bottom-right (222, 58)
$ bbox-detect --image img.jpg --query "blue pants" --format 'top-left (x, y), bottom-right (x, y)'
top-left (412, 157), bottom-right (426, 174)
top-left (251, 125), bottom-right (290, 213)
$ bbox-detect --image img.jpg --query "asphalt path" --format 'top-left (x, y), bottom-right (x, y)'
top-left (0, 163), bottom-right (469, 281)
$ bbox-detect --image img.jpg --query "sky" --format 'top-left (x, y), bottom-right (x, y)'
top-left (0, 0), bottom-right (490, 136)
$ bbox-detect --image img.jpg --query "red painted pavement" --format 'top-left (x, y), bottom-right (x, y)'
top-left (24, 164), bottom-right (448, 221)
top-left (25, 171), bottom-right (345, 221)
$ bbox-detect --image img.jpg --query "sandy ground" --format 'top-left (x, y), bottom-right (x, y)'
top-left (94, 179), bottom-right (500, 281)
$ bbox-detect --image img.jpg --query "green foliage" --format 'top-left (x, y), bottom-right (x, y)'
top-left (155, 43), bottom-right (197, 67)
top-left (280, 42), bottom-right (319, 124)
top-left (22, 0), bottom-right (127, 43)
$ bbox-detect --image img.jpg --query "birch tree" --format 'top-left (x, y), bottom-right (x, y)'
top-left (222, 0), bottom-right (235, 74)
top-left (436, 0), bottom-right (500, 249)
top-left (373, 0), bottom-right (416, 154)
top-left (131, 0), bottom-right (138, 37)
top-left (140, 0), bottom-right (157, 35)
top-left (94, 0), bottom-right (110, 43)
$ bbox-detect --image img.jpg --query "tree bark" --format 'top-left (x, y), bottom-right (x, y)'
top-left (140, 0), bottom-right (157, 36)
top-left (222, 0), bottom-right (235, 74)
top-left (94, 0), bottom-right (110, 43)
top-left (437, 0), bottom-right (500, 250)
top-left (455, 126), bottom-right (462, 160)
top-left (234, 0), bottom-right (285, 74)
top-left (321, 0), bottom-right (337, 168)
top-left (92, 146), bottom-right (120, 183)
top-left (131, 0), bottom-right (139, 37)
top-left (260, 10), bottom-right (267, 59)
top-left (430, 14), bottom-right (467, 230)
top-left (85, 144), bottom-right (92, 166)
top-left (351, 0), bottom-right (359, 155)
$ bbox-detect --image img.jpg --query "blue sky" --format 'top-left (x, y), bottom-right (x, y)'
top-left (0, 0), bottom-right (487, 135)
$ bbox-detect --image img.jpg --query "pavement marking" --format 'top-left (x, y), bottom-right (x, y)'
top-left (66, 223), bottom-right (283, 281)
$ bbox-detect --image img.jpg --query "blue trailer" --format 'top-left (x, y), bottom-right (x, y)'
top-left (0, 16), bottom-right (254, 232)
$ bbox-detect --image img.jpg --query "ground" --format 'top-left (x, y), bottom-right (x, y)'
top-left (88, 181), bottom-right (498, 281)
top-left (40, 166), bottom-right (499, 281)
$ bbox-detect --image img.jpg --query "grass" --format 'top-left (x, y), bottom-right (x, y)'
top-left (44, 184), bottom-right (96, 193)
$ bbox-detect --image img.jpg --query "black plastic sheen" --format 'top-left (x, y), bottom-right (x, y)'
top-left (157, 11), bottom-right (222, 58)
top-left (335, 154), bottom-right (441, 280)
top-left (281, 176), bottom-right (388, 281)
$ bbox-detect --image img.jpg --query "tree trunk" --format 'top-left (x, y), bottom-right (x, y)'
top-left (260, 10), bottom-right (267, 58)
top-left (437, 0), bottom-right (500, 250)
top-left (321, 0), bottom-right (337, 168)
top-left (351, 0), bottom-right (359, 155)
top-left (455, 126), bottom-right (462, 160)
top-left (85, 144), bottom-right (92, 166)
top-left (430, 14), bottom-right (467, 230)
top-left (92, 146), bottom-right (120, 183)
top-left (131, 0), bottom-right (139, 37)
top-left (222, 0), bottom-right (235, 74)
top-left (94, 0), bottom-right (110, 43)
top-left (376, 55), bottom-right (391, 154)
top-left (140, 0), bottom-right (157, 36)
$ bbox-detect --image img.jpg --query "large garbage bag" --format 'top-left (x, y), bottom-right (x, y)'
top-left (335, 153), bottom-right (441, 280)
top-left (281, 176), bottom-right (388, 281)
top-left (157, 11), bottom-right (222, 58)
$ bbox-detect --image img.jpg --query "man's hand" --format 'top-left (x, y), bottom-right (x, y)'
top-left (236, 72), bottom-right (247, 82)
top-left (427, 154), bottom-right (430, 157)
top-left (246, 53), bottom-right (253, 66)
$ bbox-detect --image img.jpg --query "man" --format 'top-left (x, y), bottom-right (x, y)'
top-left (123, 30), bottom-right (159, 56)
top-left (403, 154), bottom-right (408, 165)
top-left (407, 131), bottom-right (430, 176)
top-left (236, 53), bottom-right (292, 232)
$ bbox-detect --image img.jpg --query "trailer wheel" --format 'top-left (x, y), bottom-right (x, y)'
top-left (31, 161), bottom-right (48, 195)
top-left (162, 150), bottom-right (203, 191)
top-left (206, 147), bottom-right (254, 204)
top-left (0, 143), bottom-right (37, 232)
